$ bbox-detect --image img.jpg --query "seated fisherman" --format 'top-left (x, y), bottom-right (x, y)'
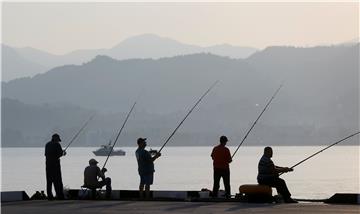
top-left (84, 158), bottom-right (112, 199)
top-left (257, 147), bottom-right (297, 203)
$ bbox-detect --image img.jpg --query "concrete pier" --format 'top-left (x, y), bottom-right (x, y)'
top-left (2, 200), bottom-right (360, 214)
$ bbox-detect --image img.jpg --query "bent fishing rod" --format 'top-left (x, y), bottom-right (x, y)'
top-left (158, 80), bottom-right (219, 153)
top-left (102, 101), bottom-right (137, 170)
top-left (279, 131), bottom-right (360, 176)
top-left (63, 114), bottom-right (96, 152)
top-left (231, 84), bottom-right (283, 158)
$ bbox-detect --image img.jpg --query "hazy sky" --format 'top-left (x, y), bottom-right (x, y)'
top-left (2, 2), bottom-right (358, 54)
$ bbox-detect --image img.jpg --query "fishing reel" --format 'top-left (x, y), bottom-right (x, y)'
top-left (101, 168), bottom-right (107, 173)
top-left (149, 149), bottom-right (158, 156)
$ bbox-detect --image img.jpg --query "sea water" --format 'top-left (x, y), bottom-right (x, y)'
top-left (1, 146), bottom-right (359, 199)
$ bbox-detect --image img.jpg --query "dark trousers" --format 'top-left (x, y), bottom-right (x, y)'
top-left (87, 177), bottom-right (112, 199)
top-left (212, 168), bottom-right (230, 198)
top-left (46, 164), bottom-right (64, 199)
top-left (258, 177), bottom-right (291, 199)
top-left (97, 177), bottom-right (112, 198)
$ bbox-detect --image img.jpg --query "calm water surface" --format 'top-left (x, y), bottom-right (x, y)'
top-left (1, 146), bottom-right (359, 199)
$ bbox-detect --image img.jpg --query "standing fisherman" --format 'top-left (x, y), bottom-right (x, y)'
top-left (45, 133), bottom-right (66, 200)
top-left (135, 138), bottom-right (161, 199)
top-left (211, 135), bottom-right (232, 198)
top-left (257, 147), bottom-right (297, 203)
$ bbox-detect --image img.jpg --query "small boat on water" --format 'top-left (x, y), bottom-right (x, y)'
top-left (93, 141), bottom-right (126, 156)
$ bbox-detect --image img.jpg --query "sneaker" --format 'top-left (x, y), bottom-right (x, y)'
top-left (284, 198), bottom-right (298, 203)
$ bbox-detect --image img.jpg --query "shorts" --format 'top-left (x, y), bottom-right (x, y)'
top-left (140, 174), bottom-right (154, 185)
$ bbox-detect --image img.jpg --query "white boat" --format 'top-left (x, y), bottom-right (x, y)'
top-left (93, 141), bottom-right (126, 156)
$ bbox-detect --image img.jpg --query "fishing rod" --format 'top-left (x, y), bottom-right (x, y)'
top-left (279, 131), bottom-right (360, 176)
top-left (63, 114), bottom-right (96, 152)
top-left (231, 84), bottom-right (283, 158)
top-left (101, 101), bottom-right (137, 170)
top-left (158, 80), bottom-right (219, 153)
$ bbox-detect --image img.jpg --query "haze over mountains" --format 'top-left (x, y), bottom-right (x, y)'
top-left (2, 45), bottom-right (48, 81)
top-left (2, 34), bottom-right (257, 82)
top-left (2, 39), bottom-right (358, 147)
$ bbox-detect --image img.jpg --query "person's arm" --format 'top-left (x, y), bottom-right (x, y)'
top-left (226, 148), bottom-right (232, 163)
top-left (269, 163), bottom-right (277, 174)
top-left (98, 167), bottom-right (106, 180)
top-left (275, 165), bottom-right (293, 173)
top-left (151, 152), bottom-right (161, 162)
top-left (56, 143), bottom-right (64, 158)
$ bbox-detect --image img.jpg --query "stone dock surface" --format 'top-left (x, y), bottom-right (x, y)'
top-left (2, 200), bottom-right (360, 214)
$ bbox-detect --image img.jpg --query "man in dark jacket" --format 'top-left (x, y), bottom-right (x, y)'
top-left (45, 133), bottom-right (66, 200)
top-left (84, 158), bottom-right (112, 199)
top-left (135, 138), bottom-right (161, 199)
top-left (257, 147), bottom-right (297, 203)
top-left (211, 135), bottom-right (232, 198)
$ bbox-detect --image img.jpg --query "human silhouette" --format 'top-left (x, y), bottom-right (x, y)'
top-left (257, 146), bottom-right (298, 203)
top-left (83, 158), bottom-right (112, 199)
top-left (45, 133), bottom-right (65, 200)
top-left (135, 138), bottom-right (161, 199)
top-left (211, 135), bottom-right (232, 198)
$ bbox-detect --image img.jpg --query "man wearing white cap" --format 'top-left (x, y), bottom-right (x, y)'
top-left (84, 158), bottom-right (112, 199)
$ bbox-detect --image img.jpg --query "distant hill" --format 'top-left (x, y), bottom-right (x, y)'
top-left (1, 98), bottom-right (95, 146)
top-left (2, 53), bottom-right (267, 114)
top-left (1, 97), bottom-right (230, 147)
top-left (2, 34), bottom-right (257, 81)
top-left (2, 45), bottom-right (358, 147)
top-left (107, 34), bottom-right (257, 60)
top-left (1, 45), bottom-right (48, 82)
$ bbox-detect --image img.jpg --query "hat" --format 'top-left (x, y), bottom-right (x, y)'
top-left (52, 133), bottom-right (61, 142)
top-left (137, 138), bottom-right (147, 144)
top-left (89, 158), bottom-right (98, 165)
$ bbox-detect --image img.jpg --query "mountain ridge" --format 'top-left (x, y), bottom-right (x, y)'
top-left (2, 34), bottom-right (258, 81)
top-left (2, 44), bottom-right (358, 147)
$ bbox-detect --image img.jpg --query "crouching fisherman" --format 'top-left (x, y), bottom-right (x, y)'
top-left (135, 138), bottom-right (161, 199)
top-left (84, 158), bottom-right (112, 199)
top-left (257, 146), bottom-right (297, 203)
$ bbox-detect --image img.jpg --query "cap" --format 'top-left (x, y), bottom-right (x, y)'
top-left (52, 133), bottom-right (61, 142)
top-left (89, 158), bottom-right (98, 165)
top-left (137, 138), bottom-right (147, 144)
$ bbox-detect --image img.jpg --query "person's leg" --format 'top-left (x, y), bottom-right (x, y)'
top-left (46, 168), bottom-right (54, 200)
top-left (139, 175), bottom-right (145, 199)
top-left (54, 166), bottom-right (64, 199)
top-left (95, 178), bottom-right (110, 199)
top-left (144, 174), bottom-right (153, 199)
top-left (104, 177), bottom-right (112, 199)
top-left (139, 184), bottom-right (145, 198)
top-left (273, 178), bottom-right (291, 200)
top-left (212, 169), bottom-right (221, 197)
top-left (144, 184), bottom-right (150, 199)
top-left (223, 169), bottom-right (231, 198)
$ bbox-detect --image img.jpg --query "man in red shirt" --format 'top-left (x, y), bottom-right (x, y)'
top-left (211, 135), bottom-right (232, 198)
